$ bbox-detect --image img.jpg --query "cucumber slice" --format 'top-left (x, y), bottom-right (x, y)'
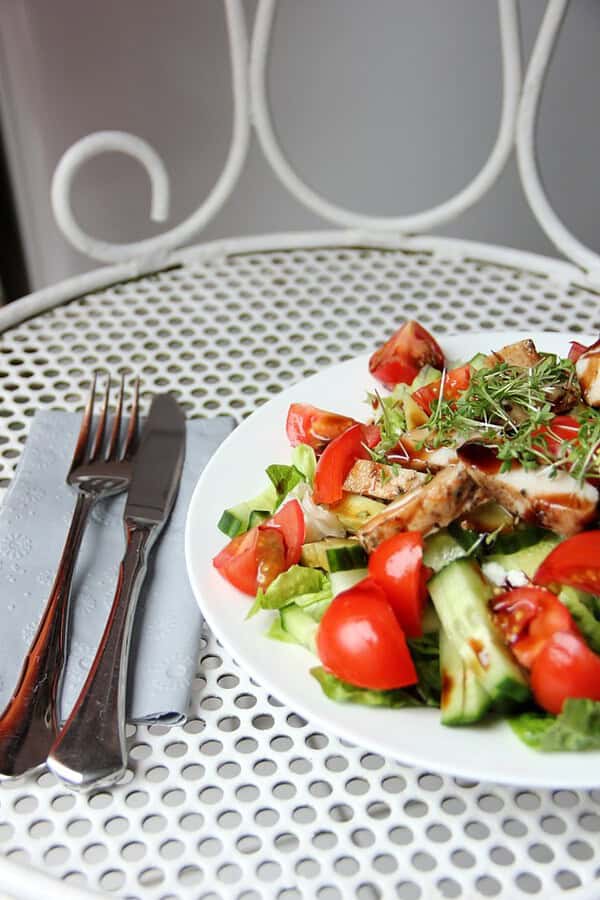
top-left (423, 529), bottom-right (467, 573)
top-left (487, 537), bottom-right (560, 580)
top-left (330, 568), bottom-right (369, 597)
top-left (266, 616), bottom-right (301, 646)
top-left (302, 597), bottom-right (332, 623)
top-left (330, 494), bottom-right (386, 533)
top-left (447, 522), bottom-right (482, 553)
top-left (278, 606), bottom-right (319, 654)
top-left (440, 629), bottom-right (491, 726)
top-left (267, 595), bottom-right (331, 648)
top-left (559, 586), bottom-right (600, 654)
top-left (326, 543), bottom-right (368, 573)
top-left (247, 509), bottom-right (270, 528)
top-left (488, 525), bottom-right (553, 557)
top-left (410, 365), bottom-right (441, 390)
top-left (450, 521), bottom-right (552, 557)
top-left (440, 630), bottom-right (465, 724)
top-left (462, 500), bottom-right (514, 533)
top-left (300, 538), bottom-right (363, 572)
top-left (218, 484), bottom-right (277, 537)
top-left (468, 352), bottom-right (489, 371)
top-left (428, 559), bottom-right (529, 704)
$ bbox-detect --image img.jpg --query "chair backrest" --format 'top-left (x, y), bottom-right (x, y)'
top-left (50, 0), bottom-right (600, 283)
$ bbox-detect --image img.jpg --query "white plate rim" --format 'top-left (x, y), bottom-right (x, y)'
top-left (185, 330), bottom-right (600, 788)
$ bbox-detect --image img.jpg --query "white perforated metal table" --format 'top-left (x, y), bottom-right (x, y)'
top-left (0, 233), bottom-right (598, 900)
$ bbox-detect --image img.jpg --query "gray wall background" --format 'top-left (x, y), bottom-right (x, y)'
top-left (1, 0), bottom-right (599, 291)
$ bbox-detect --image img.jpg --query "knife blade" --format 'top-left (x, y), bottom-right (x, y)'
top-left (47, 393), bottom-right (186, 789)
top-left (123, 394), bottom-right (186, 525)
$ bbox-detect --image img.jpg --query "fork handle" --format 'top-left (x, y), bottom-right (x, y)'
top-left (0, 492), bottom-right (95, 777)
top-left (48, 520), bottom-right (156, 789)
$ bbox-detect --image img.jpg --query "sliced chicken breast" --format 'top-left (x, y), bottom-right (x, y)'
top-left (388, 432), bottom-right (459, 472)
top-left (358, 465), bottom-right (482, 552)
top-left (462, 466), bottom-right (598, 537)
top-left (342, 460), bottom-right (427, 501)
top-left (576, 345), bottom-right (600, 407)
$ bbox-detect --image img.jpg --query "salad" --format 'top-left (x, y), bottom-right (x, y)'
top-left (212, 321), bottom-right (600, 752)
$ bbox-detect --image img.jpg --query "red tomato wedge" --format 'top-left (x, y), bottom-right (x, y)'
top-left (532, 415), bottom-right (580, 458)
top-left (316, 578), bottom-right (418, 690)
top-left (491, 586), bottom-right (575, 669)
top-left (545, 415), bottom-right (580, 455)
top-left (286, 403), bottom-right (356, 450)
top-left (213, 527), bottom-right (285, 595)
top-left (534, 531), bottom-right (600, 595)
top-left (369, 321), bottom-right (445, 389)
top-left (568, 336), bottom-right (600, 363)
top-left (266, 498), bottom-right (305, 567)
top-left (313, 423), bottom-right (371, 505)
top-left (530, 631), bottom-right (600, 714)
top-left (367, 532), bottom-right (427, 637)
top-left (213, 500), bottom-right (305, 595)
top-left (362, 423), bottom-right (382, 449)
top-left (412, 364), bottom-right (471, 415)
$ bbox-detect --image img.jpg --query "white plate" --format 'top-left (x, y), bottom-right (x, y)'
top-left (185, 330), bottom-right (600, 787)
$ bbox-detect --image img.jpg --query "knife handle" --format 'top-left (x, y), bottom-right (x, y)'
top-left (47, 520), bottom-right (155, 790)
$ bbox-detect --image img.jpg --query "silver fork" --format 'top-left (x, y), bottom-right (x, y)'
top-left (0, 374), bottom-right (139, 778)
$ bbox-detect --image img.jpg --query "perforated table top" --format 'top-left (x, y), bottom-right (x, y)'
top-left (0, 241), bottom-right (598, 900)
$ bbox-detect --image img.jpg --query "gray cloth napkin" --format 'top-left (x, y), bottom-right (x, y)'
top-left (0, 409), bottom-right (235, 724)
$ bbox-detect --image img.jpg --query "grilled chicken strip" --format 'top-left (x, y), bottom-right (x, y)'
top-left (358, 465), bottom-right (483, 552)
top-left (487, 339), bottom-right (542, 369)
top-left (461, 466), bottom-right (598, 538)
top-left (342, 460), bottom-right (427, 501)
top-left (486, 338), bottom-right (579, 414)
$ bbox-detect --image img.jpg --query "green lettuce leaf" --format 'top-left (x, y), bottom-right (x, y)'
top-left (248, 565), bottom-right (331, 618)
top-left (219, 451), bottom-right (312, 537)
top-left (266, 464), bottom-right (305, 507)
top-left (510, 698), bottom-right (600, 752)
top-left (291, 444), bottom-right (317, 487)
top-left (310, 667), bottom-right (424, 708)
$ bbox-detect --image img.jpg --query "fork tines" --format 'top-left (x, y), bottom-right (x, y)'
top-left (72, 373), bottom-right (140, 469)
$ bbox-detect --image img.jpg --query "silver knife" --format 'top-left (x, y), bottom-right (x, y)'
top-left (47, 393), bottom-right (186, 790)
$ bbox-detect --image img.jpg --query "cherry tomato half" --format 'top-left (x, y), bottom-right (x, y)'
top-left (530, 631), bottom-right (600, 714)
top-left (369, 321), bottom-right (445, 389)
top-left (316, 578), bottom-right (418, 690)
top-left (313, 423), bottom-right (371, 505)
top-left (412, 364), bottom-right (471, 415)
top-left (534, 531), bottom-right (600, 596)
top-left (285, 403), bottom-right (356, 451)
top-left (491, 586), bottom-right (575, 669)
top-left (367, 532), bottom-right (427, 637)
top-left (213, 500), bottom-right (305, 595)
